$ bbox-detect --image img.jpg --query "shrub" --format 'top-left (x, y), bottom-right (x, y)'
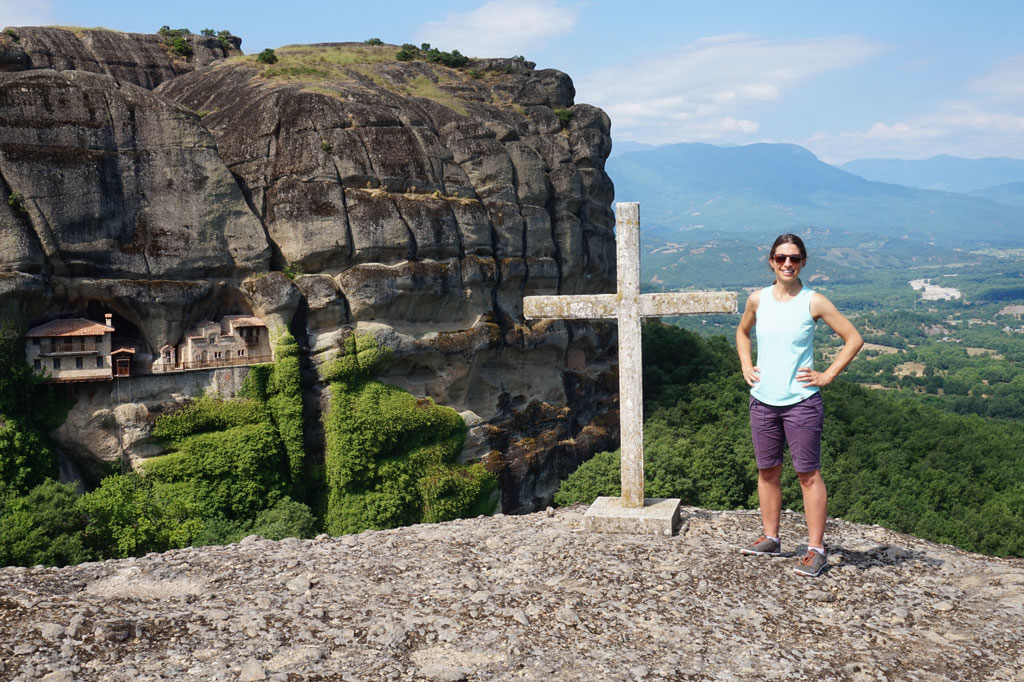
top-left (419, 462), bottom-right (497, 523)
top-left (250, 497), bottom-right (316, 540)
top-left (158, 26), bottom-right (191, 38)
top-left (364, 38), bottom-right (384, 46)
top-left (146, 421), bottom-right (287, 520)
top-left (0, 323), bottom-right (65, 497)
top-left (152, 395), bottom-right (266, 445)
top-left (554, 107), bottom-right (574, 129)
top-left (257, 48), bottom-right (278, 65)
top-left (267, 333), bottom-right (305, 485)
top-left (322, 336), bottom-right (492, 535)
top-left (0, 480), bottom-right (90, 567)
top-left (321, 333), bottom-right (392, 387)
top-left (553, 449), bottom-right (620, 507)
top-left (7, 191), bottom-right (26, 213)
top-left (239, 363), bottom-right (274, 403)
top-left (166, 36), bottom-right (193, 57)
top-left (394, 43), bottom-right (468, 68)
top-left (3, 28), bottom-right (19, 42)
top-left (188, 514), bottom-right (248, 547)
top-left (396, 44), bottom-right (418, 62)
top-left (201, 28), bottom-right (215, 36)
top-left (0, 416), bottom-right (57, 498)
top-left (79, 473), bottom-right (170, 559)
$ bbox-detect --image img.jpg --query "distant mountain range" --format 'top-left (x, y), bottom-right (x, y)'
top-left (970, 181), bottom-right (1024, 208)
top-left (839, 155), bottom-right (1024, 193)
top-left (605, 143), bottom-right (1024, 246)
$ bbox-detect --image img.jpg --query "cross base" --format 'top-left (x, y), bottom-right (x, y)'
top-left (582, 497), bottom-right (682, 536)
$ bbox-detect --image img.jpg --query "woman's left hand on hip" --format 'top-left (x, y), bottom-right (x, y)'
top-left (797, 367), bottom-right (832, 387)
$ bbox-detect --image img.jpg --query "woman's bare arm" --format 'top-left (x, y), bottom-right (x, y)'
top-left (736, 290), bottom-right (761, 387)
top-left (797, 293), bottom-right (864, 387)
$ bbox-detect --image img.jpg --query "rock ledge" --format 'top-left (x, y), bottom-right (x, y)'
top-left (1, 506), bottom-right (1022, 681)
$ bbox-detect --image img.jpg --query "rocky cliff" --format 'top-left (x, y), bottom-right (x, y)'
top-left (1, 506), bottom-right (1021, 681)
top-left (0, 30), bottom-right (619, 512)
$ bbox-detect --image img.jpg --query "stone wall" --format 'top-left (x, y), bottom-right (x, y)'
top-left (51, 367), bottom-right (255, 466)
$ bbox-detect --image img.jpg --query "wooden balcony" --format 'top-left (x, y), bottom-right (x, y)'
top-left (37, 340), bottom-right (100, 356)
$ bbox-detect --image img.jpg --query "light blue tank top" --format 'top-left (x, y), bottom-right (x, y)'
top-left (751, 285), bottom-right (818, 406)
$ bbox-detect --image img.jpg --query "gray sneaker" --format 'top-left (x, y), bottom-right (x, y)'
top-left (739, 535), bottom-right (781, 556)
top-left (793, 550), bottom-right (828, 577)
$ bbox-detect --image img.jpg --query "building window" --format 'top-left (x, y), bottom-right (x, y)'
top-left (53, 358), bottom-right (60, 370)
top-left (33, 359), bottom-right (41, 370)
top-left (214, 351), bottom-right (222, 359)
top-left (32, 338), bottom-right (40, 346)
top-left (97, 357), bottom-right (104, 368)
top-left (76, 357), bottom-right (84, 369)
top-left (238, 349), bottom-right (245, 356)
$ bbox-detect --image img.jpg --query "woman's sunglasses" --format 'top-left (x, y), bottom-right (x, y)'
top-left (772, 254), bottom-right (805, 265)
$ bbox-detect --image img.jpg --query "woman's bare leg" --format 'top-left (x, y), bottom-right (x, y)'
top-left (797, 469), bottom-right (827, 548)
top-left (758, 464), bottom-right (783, 538)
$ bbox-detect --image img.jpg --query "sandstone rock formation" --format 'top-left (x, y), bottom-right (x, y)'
top-left (0, 33), bottom-right (619, 512)
top-left (1, 506), bottom-right (1021, 681)
top-left (0, 27), bottom-right (242, 88)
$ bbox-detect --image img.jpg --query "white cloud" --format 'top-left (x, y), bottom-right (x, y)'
top-left (579, 34), bottom-right (883, 145)
top-left (807, 109), bottom-right (1024, 163)
top-left (807, 59), bottom-right (1024, 163)
top-left (416, 0), bottom-right (579, 59)
top-left (966, 56), bottom-right (1024, 102)
top-left (0, 0), bottom-right (53, 28)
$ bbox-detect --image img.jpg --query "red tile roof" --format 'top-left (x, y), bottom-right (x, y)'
top-left (26, 318), bottom-right (113, 338)
top-left (223, 315), bottom-right (266, 328)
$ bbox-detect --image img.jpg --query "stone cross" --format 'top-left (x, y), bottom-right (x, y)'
top-left (524, 202), bottom-right (737, 510)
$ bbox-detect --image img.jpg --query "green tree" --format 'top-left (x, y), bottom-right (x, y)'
top-left (79, 473), bottom-right (170, 559)
top-left (0, 323), bottom-right (66, 499)
top-left (0, 480), bottom-right (90, 567)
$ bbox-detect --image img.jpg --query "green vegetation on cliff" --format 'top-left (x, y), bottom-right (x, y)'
top-left (556, 323), bottom-right (1024, 558)
top-left (322, 334), bottom-right (495, 535)
top-left (0, 324), bottom-right (69, 501)
top-left (0, 330), bottom-right (494, 567)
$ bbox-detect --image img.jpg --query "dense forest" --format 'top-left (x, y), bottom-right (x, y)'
top-left (557, 323), bottom-right (1024, 558)
top-left (0, 326), bottom-right (495, 567)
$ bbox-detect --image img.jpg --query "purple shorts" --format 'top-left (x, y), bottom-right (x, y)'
top-left (749, 392), bottom-right (824, 473)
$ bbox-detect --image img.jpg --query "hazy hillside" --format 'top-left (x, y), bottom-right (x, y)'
top-left (840, 155), bottom-right (1024, 193)
top-left (606, 142), bottom-right (1024, 244)
top-left (608, 140), bottom-right (664, 157)
top-left (971, 180), bottom-right (1024, 208)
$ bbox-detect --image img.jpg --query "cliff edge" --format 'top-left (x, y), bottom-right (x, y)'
top-left (1, 507), bottom-right (1021, 681)
top-left (0, 32), bottom-right (620, 512)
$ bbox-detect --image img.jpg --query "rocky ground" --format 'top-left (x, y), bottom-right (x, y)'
top-left (1, 505), bottom-right (1022, 681)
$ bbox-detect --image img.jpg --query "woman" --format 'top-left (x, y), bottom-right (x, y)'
top-left (735, 234), bottom-right (862, 577)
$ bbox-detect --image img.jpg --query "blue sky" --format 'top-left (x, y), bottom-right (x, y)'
top-left (4, 0), bottom-right (1024, 163)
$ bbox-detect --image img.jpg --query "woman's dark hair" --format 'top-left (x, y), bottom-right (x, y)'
top-left (768, 233), bottom-right (807, 271)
